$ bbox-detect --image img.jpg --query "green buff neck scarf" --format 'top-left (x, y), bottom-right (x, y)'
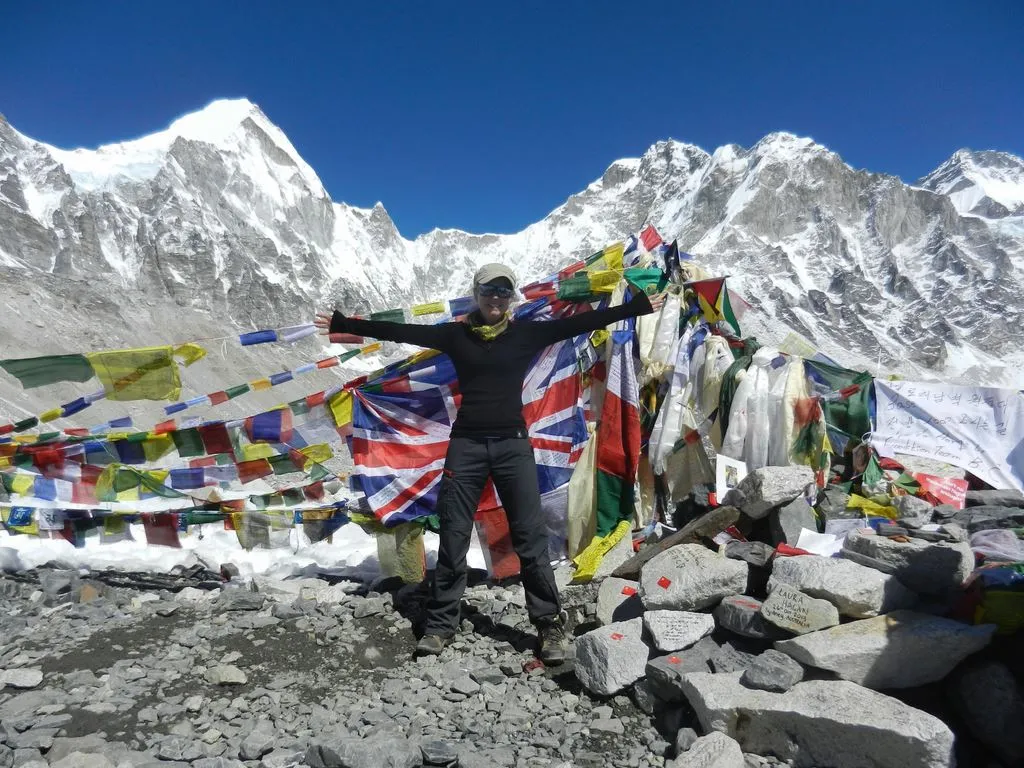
top-left (467, 310), bottom-right (512, 341)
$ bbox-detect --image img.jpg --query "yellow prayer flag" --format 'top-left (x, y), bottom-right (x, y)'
top-left (602, 242), bottom-right (625, 272)
top-left (142, 434), bottom-right (174, 462)
top-left (86, 346), bottom-right (181, 402)
top-left (360, 342), bottom-right (382, 355)
top-left (588, 270), bottom-right (621, 293)
top-left (11, 475), bottom-right (34, 496)
top-left (328, 390), bottom-right (353, 429)
top-left (240, 442), bottom-right (276, 461)
top-left (411, 301), bottom-right (446, 316)
top-left (250, 378), bottom-right (273, 391)
top-left (299, 443), bottom-right (333, 465)
top-left (172, 343), bottom-right (206, 367)
top-left (39, 407), bottom-right (62, 423)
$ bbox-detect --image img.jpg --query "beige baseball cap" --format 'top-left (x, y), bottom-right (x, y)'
top-left (473, 263), bottom-right (517, 288)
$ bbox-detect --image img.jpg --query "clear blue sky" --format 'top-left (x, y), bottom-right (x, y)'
top-left (2, 1), bottom-right (1022, 237)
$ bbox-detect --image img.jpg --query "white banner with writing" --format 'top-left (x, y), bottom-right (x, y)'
top-left (872, 380), bottom-right (1024, 492)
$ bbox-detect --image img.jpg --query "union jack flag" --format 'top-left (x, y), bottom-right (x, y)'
top-left (348, 305), bottom-right (590, 526)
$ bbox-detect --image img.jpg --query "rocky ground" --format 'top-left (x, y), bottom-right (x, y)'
top-left (1, 565), bottom-right (700, 768)
top-left (2, 474), bottom-right (1024, 768)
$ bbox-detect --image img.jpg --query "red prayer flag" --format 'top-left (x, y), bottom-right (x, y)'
top-left (208, 391), bottom-right (230, 406)
top-left (328, 333), bottom-right (364, 344)
top-left (640, 224), bottom-right (663, 251)
top-left (236, 459), bottom-right (273, 484)
top-left (198, 423), bottom-right (234, 456)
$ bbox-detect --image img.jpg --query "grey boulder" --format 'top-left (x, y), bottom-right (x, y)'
top-left (668, 731), bottom-right (744, 767)
top-left (640, 544), bottom-right (748, 611)
top-left (678, 672), bottom-right (956, 768)
top-left (840, 529), bottom-right (973, 596)
top-left (574, 617), bottom-right (650, 696)
top-left (769, 554), bottom-right (916, 618)
top-left (722, 466), bottom-right (814, 520)
top-left (774, 610), bottom-right (997, 689)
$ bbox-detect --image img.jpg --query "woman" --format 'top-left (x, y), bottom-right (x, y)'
top-left (315, 263), bottom-right (654, 663)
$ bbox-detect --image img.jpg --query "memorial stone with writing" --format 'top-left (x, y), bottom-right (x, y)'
top-left (714, 595), bottom-right (790, 641)
top-left (640, 544), bottom-right (748, 611)
top-left (574, 618), bottom-right (650, 696)
top-left (769, 554), bottom-right (917, 618)
top-left (643, 610), bottom-right (716, 652)
top-left (761, 583), bottom-right (839, 635)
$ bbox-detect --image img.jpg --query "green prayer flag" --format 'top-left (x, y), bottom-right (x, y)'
top-left (623, 267), bottom-right (669, 296)
top-left (557, 275), bottom-right (593, 301)
top-left (269, 454), bottom-right (298, 475)
top-left (171, 428), bottom-right (205, 458)
top-left (337, 348), bottom-right (363, 363)
top-left (804, 360), bottom-right (873, 445)
top-left (184, 511), bottom-right (226, 526)
top-left (13, 417), bottom-right (39, 432)
top-left (370, 309), bottom-right (405, 324)
top-left (0, 354), bottom-right (94, 390)
top-left (225, 384), bottom-right (250, 400)
top-left (288, 398), bottom-right (311, 416)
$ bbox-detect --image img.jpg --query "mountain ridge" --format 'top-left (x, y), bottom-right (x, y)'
top-left (1, 98), bottom-right (1022, 434)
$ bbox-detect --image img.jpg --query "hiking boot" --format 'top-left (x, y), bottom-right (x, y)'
top-left (414, 634), bottom-right (449, 657)
top-left (537, 618), bottom-right (569, 666)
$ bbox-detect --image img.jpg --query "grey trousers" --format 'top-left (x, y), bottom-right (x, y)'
top-left (424, 436), bottom-right (561, 636)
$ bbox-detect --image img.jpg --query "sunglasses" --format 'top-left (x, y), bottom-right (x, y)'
top-left (477, 284), bottom-right (514, 299)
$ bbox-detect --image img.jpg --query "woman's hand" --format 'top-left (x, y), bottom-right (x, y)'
top-left (314, 311), bottom-right (335, 336)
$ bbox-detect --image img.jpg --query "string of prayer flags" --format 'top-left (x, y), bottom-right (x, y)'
top-left (163, 345), bottom-right (378, 417)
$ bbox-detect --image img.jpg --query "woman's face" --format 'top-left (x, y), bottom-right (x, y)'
top-left (474, 280), bottom-right (513, 324)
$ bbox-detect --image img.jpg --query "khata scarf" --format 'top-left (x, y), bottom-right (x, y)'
top-left (467, 311), bottom-right (511, 341)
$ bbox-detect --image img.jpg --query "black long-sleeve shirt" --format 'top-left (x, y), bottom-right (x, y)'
top-left (331, 292), bottom-right (654, 438)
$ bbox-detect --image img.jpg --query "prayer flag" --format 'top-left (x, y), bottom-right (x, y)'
top-left (412, 302), bottom-right (446, 316)
top-left (594, 329), bottom-right (641, 536)
top-left (225, 383), bottom-right (250, 399)
top-left (39, 407), bottom-right (62, 423)
top-left (370, 309), bottom-right (405, 323)
top-left (198, 423), bottom-right (234, 456)
top-left (208, 391), bottom-right (230, 406)
top-left (0, 354), bottom-right (94, 389)
top-left (237, 459), bottom-right (273, 484)
top-left (240, 330), bottom-right (278, 346)
top-left (171, 427), bottom-right (205, 458)
top-left (640, 224), bottom-right (663, 251)
top-left (245, 408), bottom-right (293, 443)
top-left (87, 345), bottom-right (203, 402)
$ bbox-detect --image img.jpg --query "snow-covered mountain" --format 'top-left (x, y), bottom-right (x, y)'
top-left (1, 98), bottom-right (1022, 432)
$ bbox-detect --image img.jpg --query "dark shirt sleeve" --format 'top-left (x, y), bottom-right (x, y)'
top-left (330, 311), bottom-right (456, 351)
top-left (522, 291), bottom-right (655, 347)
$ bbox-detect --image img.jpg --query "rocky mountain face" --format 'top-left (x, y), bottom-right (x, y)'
top-left (1, 99), bottom-right (1022, 431)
